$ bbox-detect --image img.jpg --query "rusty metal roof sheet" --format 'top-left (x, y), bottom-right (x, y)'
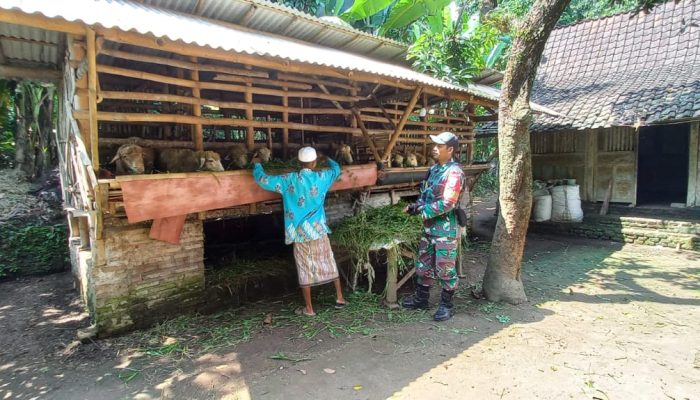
top-left (0, 0), bottom-right (505, 104)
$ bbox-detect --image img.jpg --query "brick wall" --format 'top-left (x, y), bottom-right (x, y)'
top-left (90, 218), bottom-right (205, 335)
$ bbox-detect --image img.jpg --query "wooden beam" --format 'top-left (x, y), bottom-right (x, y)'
top-left (276, 72), bottom-right (354, 91)
top-left (100, 47), bottom-right (269, 78)
top-left (191, 57), bottom-right (203, 151)
top-left (472, 114), bottom-right (499, 122)
top-left (0, 65), bottom-right (61, 81)
top-left (87, 29), bottom-right (99, 171)
top-left (213, 73), bottom-right (312, 90)
top-left (90, 90), bottom-right (359, 116)
top-left (97, 63), bottom-right (363, 102)
top-left (316, 82), bottom-right (343, 110)
top-left (96, 28), bottom-right (492, 106)
top-left (245, 66), bottom-right (254, 151)
top-left (351, 107), bottom-right (381, 161)
top-left (239, 4), bottom-right (258, 26)
top-left (383, 87), bottom-right (422, 161)
top-left (370, 93), bottom-right (396, 130)
top-left (81, 110), bottom-right (362, 134)
top-left (282, 87), bottom-right (289, 159)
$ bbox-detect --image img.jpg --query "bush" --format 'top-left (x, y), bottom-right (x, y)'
top-left (473, 169), bottom-right (498, 197)
top-left (0, 223), bottom-right (69, 278)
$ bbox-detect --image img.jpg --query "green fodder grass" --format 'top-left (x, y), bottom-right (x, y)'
top-left (330, 202), bottom-right (422, 264)
top-left (206, 256), bottom-right (296, 292)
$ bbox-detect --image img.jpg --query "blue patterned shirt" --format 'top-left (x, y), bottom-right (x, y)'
top-left (253, 159), bottom-right (341, 244)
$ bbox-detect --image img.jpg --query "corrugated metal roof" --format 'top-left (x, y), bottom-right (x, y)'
top-left (0, 0), bottom-right (503, 104)
top-left (139, 0), bottom-right (409, 65)
top-left (0, 22), bottom-right (60, 68)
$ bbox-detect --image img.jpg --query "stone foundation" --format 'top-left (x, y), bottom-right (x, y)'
top-left (530, 213), bottom-right (700, 251)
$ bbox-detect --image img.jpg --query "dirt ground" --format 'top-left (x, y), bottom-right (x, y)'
top-left (1, 197), bottom-right (699, 400)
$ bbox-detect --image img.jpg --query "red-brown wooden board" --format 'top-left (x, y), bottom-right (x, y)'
top-left (118, 164), bottom-right (377, 224)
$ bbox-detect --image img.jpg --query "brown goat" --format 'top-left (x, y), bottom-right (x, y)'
top-left (110, 144), bottom-right (151, 175)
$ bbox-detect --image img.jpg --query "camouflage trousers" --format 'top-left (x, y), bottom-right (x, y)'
top-left (415, 235), bottom-right (459, 291)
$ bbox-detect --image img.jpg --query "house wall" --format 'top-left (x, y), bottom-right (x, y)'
top-left (532, 123), bottom-right (700, 206)
top-left (531, 129), bottom-right (587, 192)
top-left (531, 127), bottom-right (637, 203)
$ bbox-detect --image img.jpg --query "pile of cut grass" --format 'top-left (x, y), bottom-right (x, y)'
top-left (207, 256), bottom-right (296, 293)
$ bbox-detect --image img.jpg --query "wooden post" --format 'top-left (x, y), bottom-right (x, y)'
top-left (383, 87), bottom-right (422, 162)
top-left (282, 87), bottom-right (289, 158)
top-left (86, 29), bottom-right (99, 171)
top-left (585, 129), bottom-right (598, 201)
top-left (600, 177), bottom-right (613, 215)
top-left (382, 245), bottom-right (400, 309)
top-left (191, 57), bottom-right (203, 151)
top-left (351, 107), bottom-right (382, 162)
top-left (688, 122), bottom-right (699, 207)
top-left (245, 66), bottom-right (255, 151)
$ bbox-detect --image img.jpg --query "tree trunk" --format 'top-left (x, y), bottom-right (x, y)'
top-left (484, 0), bottom-right (571, 304)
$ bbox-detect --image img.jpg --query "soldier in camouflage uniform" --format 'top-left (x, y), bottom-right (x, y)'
top-left (402, 132), bottom-right (465, 321)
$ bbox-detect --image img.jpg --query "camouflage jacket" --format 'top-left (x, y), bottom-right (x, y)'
top-left (416, 160), bottom-right (465, 238)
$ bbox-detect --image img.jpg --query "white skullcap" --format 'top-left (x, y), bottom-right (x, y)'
top-left (298, 146), bottom-right (317, 163)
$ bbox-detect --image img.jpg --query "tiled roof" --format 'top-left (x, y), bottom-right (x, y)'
top-left (531, 0), bottom-right (700, 131)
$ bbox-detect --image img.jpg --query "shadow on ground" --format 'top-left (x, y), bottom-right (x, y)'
top-left (1, 197), bottom-right (698, 399)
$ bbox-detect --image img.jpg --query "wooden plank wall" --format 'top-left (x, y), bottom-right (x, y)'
top-left (531, 126), bottom-right (637, 203)
top-left (593, 126), bottom-right (637, 203)
top-left (531, 130), bottom-right (586, 190)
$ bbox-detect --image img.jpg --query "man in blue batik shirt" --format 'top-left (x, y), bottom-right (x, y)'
top-left (253, 147), bottom-right (347, 316)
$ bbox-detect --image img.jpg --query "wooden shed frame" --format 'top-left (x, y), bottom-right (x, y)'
top-left (0, 0), bottom-right (499, 334)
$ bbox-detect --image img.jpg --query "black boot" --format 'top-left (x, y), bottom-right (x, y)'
top-left (401, 284), bottom-right (430, 309)
top-left (433, 289), bottom-right (455, 321)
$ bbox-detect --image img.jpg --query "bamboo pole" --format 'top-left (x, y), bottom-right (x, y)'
top-left (100, 47), bottom-right (269, 77)
top-left (191, 57), bottom-right (203, 151)
top-left (245, 66), bottom-right (254, 151)
top-left (86, 28), bottom-right (99, 172)
top-left (213, 73), bottom-right (311, 90)
top-left (97, 64), bottom-right (364, 102)
top-left (351, 107), bottom-right (381, 161)
top-left (91, 90), bottom-right (352, 115)
top-left (383, 87), bottom-right (422, 161)
top-left (96, 28), bottom-right (495, 107)
top-left (283, 87), bottom-right (289, 158)
top-left (83, 110), bottom-right (362, 133)
top-left (370, 93), bottom-right (396, 130)
top-left (276, 72), bottom-right (354, 91)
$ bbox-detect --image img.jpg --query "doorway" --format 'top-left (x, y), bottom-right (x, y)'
top-left (637, 124), bottom-right (689, 205)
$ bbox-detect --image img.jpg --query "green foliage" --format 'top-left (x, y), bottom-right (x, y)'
top-left (496, 0), bottom-right (648, 25)
top-left (379, 0), bottom-right (452, 34)
top-left (342, 0), bottom-right (394, 21)
top-left (0, 223), bottom-right (69, 278)
top-left (0, 80), bottom-right (15, 168)
top-left (408, 12), bottom-right (507, 84)
top-left (276, 0), bottom-right (326, 15)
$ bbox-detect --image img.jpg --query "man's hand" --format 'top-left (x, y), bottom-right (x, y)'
top-left (251, 157), bottom-right (262, 165)
top-left (404, 203), bottom-right (421, 215)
